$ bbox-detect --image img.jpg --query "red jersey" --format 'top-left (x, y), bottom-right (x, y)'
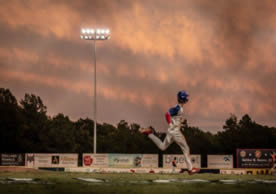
top-left (172, 160), bottom-right (177, 167)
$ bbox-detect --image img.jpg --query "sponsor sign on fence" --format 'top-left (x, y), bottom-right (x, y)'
top-left (25, 153), bottom-right (78, 168)
top-left (141, 154), bottom-right (158, 168)
top-left (207, 155), bottom-right (233, 169)
top-left (108, 154), bottom-right (143, 168)
top-left (163, 154), bottom-right (201, 168)
top-left (237, 149), bottom-right (276, 168)
top-left (83, 154), bottom-right (108, 167)
top-left (0, 153), bottom-right (25, 166)
top-left (220, 169), bottom-right (246, 175)
top-left (82, 154), bottom-right (158, 168)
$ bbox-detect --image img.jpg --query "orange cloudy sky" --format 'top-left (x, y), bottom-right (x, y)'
top-left (1, 0), bottom-right (276, 132)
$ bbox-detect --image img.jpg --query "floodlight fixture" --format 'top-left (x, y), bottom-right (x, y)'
top-left (80, 28), bottom-right (110, 40)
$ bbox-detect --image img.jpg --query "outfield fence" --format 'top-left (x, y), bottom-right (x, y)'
top-left (1, 148), bottom-right (275, 175)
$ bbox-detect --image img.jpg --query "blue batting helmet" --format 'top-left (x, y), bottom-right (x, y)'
top-left (177, 90), bottom-right (189, 103)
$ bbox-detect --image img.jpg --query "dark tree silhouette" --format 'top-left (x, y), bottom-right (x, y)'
top-left (0, 88), bottom-right (275, 161)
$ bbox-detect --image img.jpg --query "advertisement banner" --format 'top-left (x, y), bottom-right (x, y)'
top-left (33, 154), bottom-right (78, 168)
top-left (237, 149), bottom-right (276, 168)
top-left (59, 154), bottom-right (78, 167)
top-left (163, 154), bottom-right (201, 168)
top-left (108, 154), bottom-right (143, 168)
top-left (0, 153), bottom-right (25, 166)
top-left (82, 154), bottom-right (108, 167)
top-left (82, 154), bottom-right (158, 168)
top-left (220, 169), bottom-right (246, 175)
top-left (141, 154), bottom-right (158, 168)
top-left (207, 155), bottom-right (233, 169)
top-left (34, 154), bottom-right (51, 167)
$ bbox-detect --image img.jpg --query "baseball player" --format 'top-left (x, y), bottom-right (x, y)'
top-left (172, 157), bottom-right (177, 173)
top-left (270, 151), bottom-right (276, 175)
top-left (139, 90), bottom-right (200, 175)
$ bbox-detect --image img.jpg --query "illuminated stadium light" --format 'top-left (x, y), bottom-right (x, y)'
top-left (81, 28), bottom-right (110, 40)
top-left (80, 27), bottom-right (110, 154)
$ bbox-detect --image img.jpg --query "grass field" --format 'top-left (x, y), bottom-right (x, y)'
top-left (0, 170), bottom-right (276, 194)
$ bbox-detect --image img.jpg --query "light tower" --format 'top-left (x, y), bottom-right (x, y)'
top-left (80, 28), bottom-right (110, 153)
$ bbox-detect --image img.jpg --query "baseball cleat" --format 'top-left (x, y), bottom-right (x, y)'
top-left (139, 127), bottom-right (153, 135)
top-left (188, 168), bottom-right (200, 175)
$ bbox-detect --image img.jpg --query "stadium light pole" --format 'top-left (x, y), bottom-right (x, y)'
top-left (80, 28), bottom-right (110, 154)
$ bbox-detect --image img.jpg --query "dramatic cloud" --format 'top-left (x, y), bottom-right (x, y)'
top-left (1, 0), bottom-right (276, 132)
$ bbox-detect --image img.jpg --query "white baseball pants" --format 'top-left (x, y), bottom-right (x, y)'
top-left (148, 128), bottom-right (193, 171)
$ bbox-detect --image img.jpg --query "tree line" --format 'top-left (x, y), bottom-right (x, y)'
top-left (0, 88), bottom-right (275, 166)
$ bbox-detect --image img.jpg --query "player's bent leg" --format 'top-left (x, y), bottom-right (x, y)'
top-left (139, 127), bottom-right (153, 135)
top-left (148, 133), bottom-right (172, 151)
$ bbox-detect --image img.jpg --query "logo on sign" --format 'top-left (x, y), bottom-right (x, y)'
top-left (114, 158), bottom-right (129, 163)
top-left (17, 155), bottom-right (23, 163)
top-left (240, 151), bottom-right (246, 158)
top-left (27, 155), bottom-right (34, 162)
top-left (134, 156), bottom-right (142, 167)
top-left (83, 156), bottom-right (93, 166)
top-left (255, 150), bottom-right (262, 159)
top-left (224, 156), bottom-right (231, 161)
top-left (52, 156), bottom-right (60, 164)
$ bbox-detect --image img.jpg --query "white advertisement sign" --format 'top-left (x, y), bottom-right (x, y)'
top-left (59, 154), bottom-right (78, 167)
top-left (34, 154), bottom-right (51, 167)
top-left (83, 154), bottom-right (159, 168)
top-left (207, 155), bottom-right (233, 169)
top-left (108, 154), bottom-right (143, 168)
top-left (163, 154), bottom-right (201, 168)
top-left (141, 154), bottom-right (158, 168)
top-left (33, 153), bottom-right (78, 168)
top-left (82, 154), bottom-right (108, 167)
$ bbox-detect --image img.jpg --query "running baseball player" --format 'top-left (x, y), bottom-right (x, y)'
top-left (172, 157), bottom-right (177, 173)
top-left (139, 90), bottom-right (200, 175)
top-left (270, 151), bottom-right (276, 175)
